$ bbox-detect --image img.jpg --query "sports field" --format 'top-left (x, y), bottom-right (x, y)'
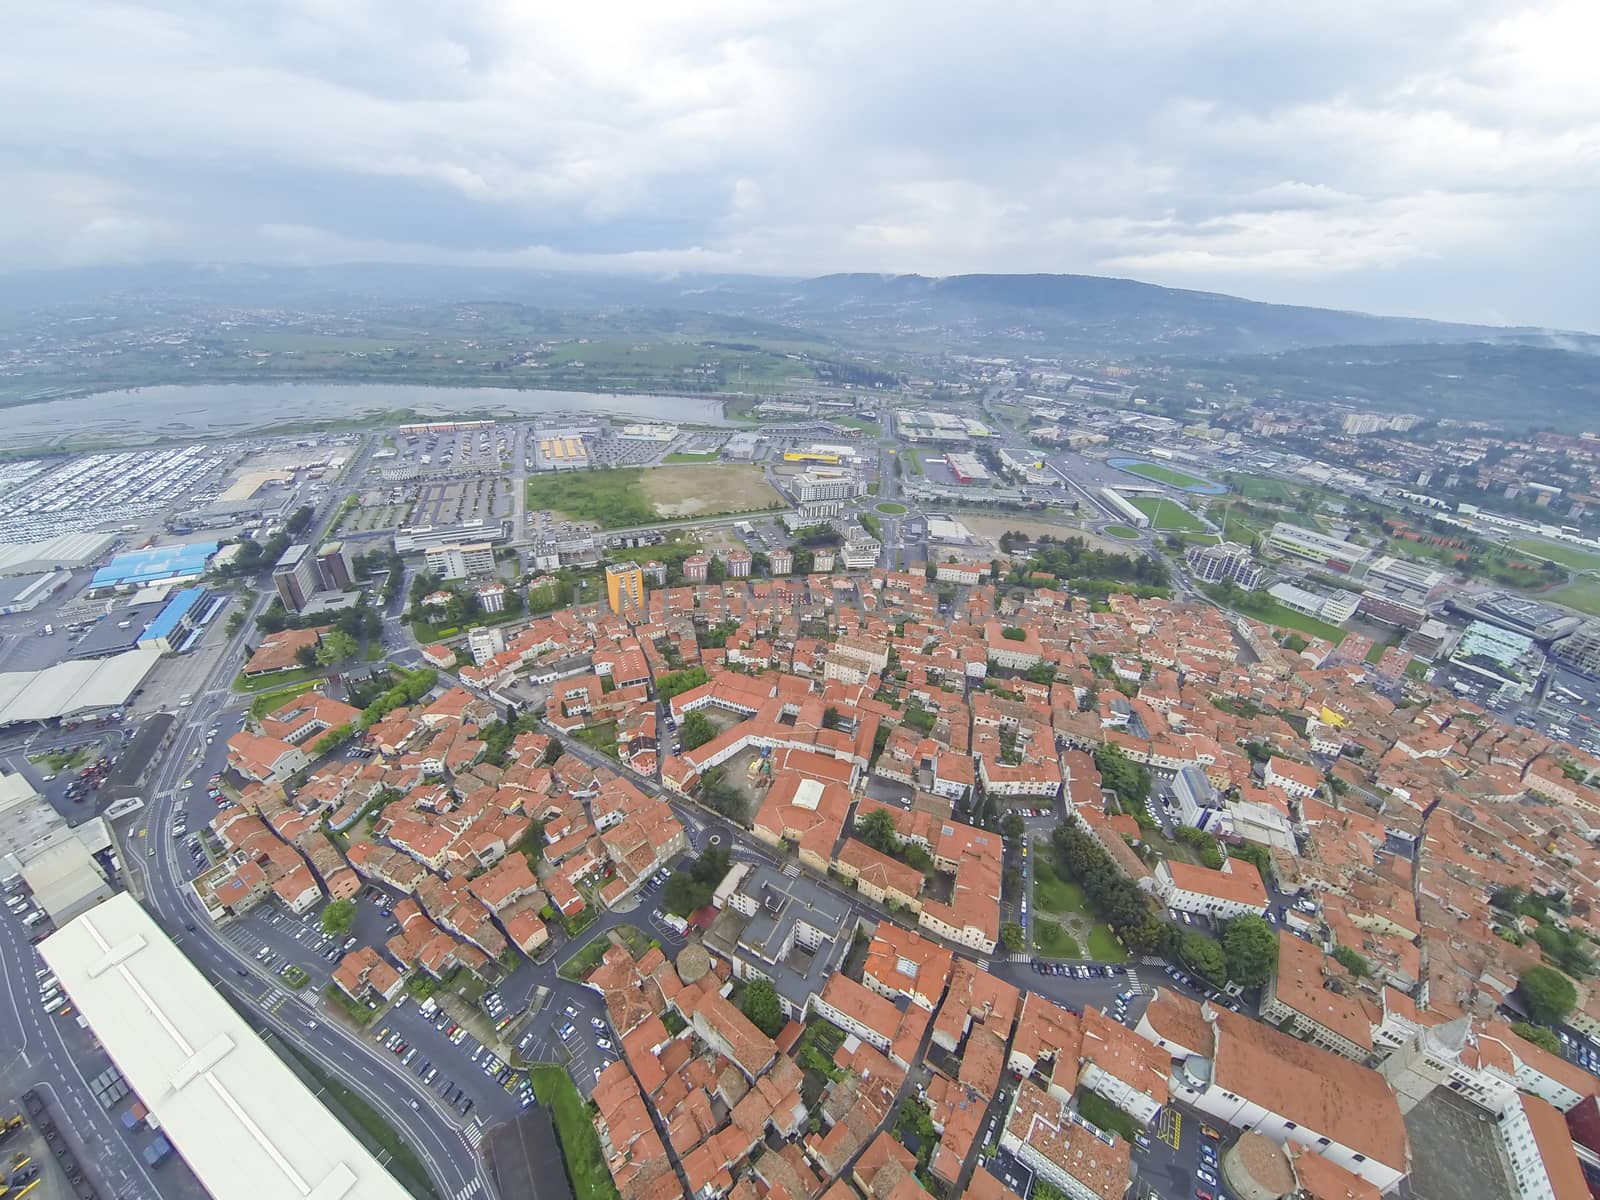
top-left (1107, 456), bottom-right (1225, 493)
top-left (1130, 496), bottom-right (1206, 532)
top-left (1509, 538), bottom-right (1600, 572)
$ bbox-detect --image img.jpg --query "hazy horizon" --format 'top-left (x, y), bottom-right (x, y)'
top-left (4, 2), bottom-right (1598, 330)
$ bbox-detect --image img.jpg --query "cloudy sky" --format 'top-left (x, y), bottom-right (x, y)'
top-left (3, 1), bottom-right (1598, 329)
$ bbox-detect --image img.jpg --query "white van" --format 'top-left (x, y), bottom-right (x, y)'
top-left (23, 911), bottom-right (46, 927)
top-left (43, 997), bottom-right (63, 1014)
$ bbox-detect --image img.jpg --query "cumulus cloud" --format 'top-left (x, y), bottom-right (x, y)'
top-left (0, 0), bottom-right (1596, 327)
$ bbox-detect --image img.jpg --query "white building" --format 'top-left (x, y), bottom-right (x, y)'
top-left (423, 542), bottom-right (496, 581)
top-left (794, 469), bottom-right (865, 503)
top-left (1265, 522), bottom-right (1370, 569)
top-left (467, 626), bottom-right (505, 666)
top-left (841, 535), bottom-right (881, 570)
top-left (41, 894), bottom-right (413, 1200)
top-left (1153, 859), bottom-right (1268, 919)
top-left (1185, 542), bottom-right (1266, 591)
top-left (1138, 990), bottom-right (1408, 1195)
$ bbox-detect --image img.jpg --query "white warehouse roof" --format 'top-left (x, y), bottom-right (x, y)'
top-left (0, 646), bottom-right (161, 726)
top-left (0, 530), bottom-right (118, 576)
top-left (40, 894), bottom-right (411, 1200)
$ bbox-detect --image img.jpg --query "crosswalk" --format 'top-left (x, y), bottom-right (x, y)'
top-left (973, 958), bottom-right (991, 971)
top-left (1005, 952), bottom-right (1030, 963)
top-left (258, 988), bottom-right (289, 1014)
top-left (458, 1126), bottom-right (485, 1153)
top-left (1125, 967), bottom-right (1144, 996)
top-left (780, 863), bottom-right (800, 879)
top-left (453, 1175), bottom-right (484, 1198)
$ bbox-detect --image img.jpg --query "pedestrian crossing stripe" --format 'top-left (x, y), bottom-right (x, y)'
top-left (454, 1177), bottom-right (484, 1198)
top-left (458, 1126), bottom-right (484, 1151)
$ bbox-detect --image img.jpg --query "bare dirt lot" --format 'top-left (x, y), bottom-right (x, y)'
top-left (641, 464), bottom-right (781, 518)
top-left (958, 513), bottom-right (1139, 557)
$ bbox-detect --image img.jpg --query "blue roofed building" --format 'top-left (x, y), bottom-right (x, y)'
top-left (137, 587), bottom-right (208, 654)
top-left (90, 541), bottom-right (219, 590)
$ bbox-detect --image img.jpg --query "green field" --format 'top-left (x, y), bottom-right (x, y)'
top-left (1103, 524), bottom-right (1142, 540)
top-left (1553, 578), bottom-right (1600, 616)
top-left (1122, 461), bottom-right (1215, 490)
top-left (836, 416), bottom-right (881, 437)
top-left (530, 1066), bottom-right (621, 1200)
top-left (875, 501), bottom-right (908, 515)
top-left (1130, 496), bottom-right (1206, 532)
top-left (901, 448), bottom-right (924, 475)
top-left (1205, 587), bottom-right (1345, 641)
top-left (1234, 474), bottom-right (1296, 501)
top-left (1033, 857), bottom-right (1088, 914)
top-left (525, 469), bottom-right (656, 528)
top-left (1088, 924), bottom-right (1128, 961)
top-left (1510, 538), bottom-right (1600, 572)
top-left (1034, 920), bottom-right (1081, 958)
top-left (233, 666), bottom-right (321, 693)
top-left (247, 680), bottom-right (325, 719)
top-left (663, 451), bottom-right (720, 463)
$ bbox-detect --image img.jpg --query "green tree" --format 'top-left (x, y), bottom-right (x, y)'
top-left (1222, 915), bottom-right (1278, 987)
top-left (1180, 932), bottom-right (1226, 985)
top-left (295, 642), bottom-right (318, 668)
top-left (858, 807), bottom-right (900, 855)
top-left (1519, 965), bottom-right (1578, 1024)
top-left (1512, 1021), bottom-right (1562, 1054)
top-left (681, 711), bottom-right (718, 752)
top-left (1001, 812), bottom-right (1026, 840)
top-left (739, 979), bottom-right (785, 1036)
top-left (1333, 944), bottom-right (1371, 977)
top-left (315, 629), bottom-right (360, 666)
top-left (999, 922), bottom-right (1025, 953)
top-left (320, 899), bottom-right (356, 937)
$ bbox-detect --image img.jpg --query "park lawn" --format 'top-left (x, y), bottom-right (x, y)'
top-left (1552, 578), bottom-right (1600, 616)
top-left (1034, 920), bottom-right (1081, 958)
top-left (1033, 858), bottom-right (1088, 914)
top-left (1087, 924), bottom-right (1128, 962)
top-left (1102, 524), bottom-right (1141, 540)
top-left (1405, 658), bottom-right (1433, 680)
top-left (876, 502), bottom-right (908, 515)
top-left (1123, 461), bottom-right (1215, 490)
top-left (529, 1066), bottom-right (621, 1200)
top-left (1510, 538), bottom-right (1600, 572)
top-left (1233, 474), bottom-right (1296, 502)
top-left (1129, 496), bottom-right (1206, 532)
top-left (664, 451), bottom-right (720, 463)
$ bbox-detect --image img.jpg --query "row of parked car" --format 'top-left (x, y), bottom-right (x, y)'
top-left (1031, 960), bottom-right (1126, 979)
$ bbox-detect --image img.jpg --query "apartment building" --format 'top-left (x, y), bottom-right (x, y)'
top-left (605, 561), bottom-right (645, 614)
top-left (1185, 542), bottom-right (1267, 590)
top-left (272, 543), bottom-right (319, 612)
top-left (1153, 859), bottom-right (1269, 919)
top-left (424, 542), bottom-right (496, 581)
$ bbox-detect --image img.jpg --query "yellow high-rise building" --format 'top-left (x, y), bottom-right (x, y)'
top-left (605, 561), bottom-right (645, 614)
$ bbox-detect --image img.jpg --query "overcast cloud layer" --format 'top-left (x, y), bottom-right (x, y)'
top-left (3, 1), bottom-right (1598, 329)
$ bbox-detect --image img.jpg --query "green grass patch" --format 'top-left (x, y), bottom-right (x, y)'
top-left (1202, 586), bottom-right (1344, 641)
top-left (664, 451), bottom-right (720, 463)
top-left (233, 665), bottom-right (321, 692)
top-left (875, 501), bottom-right (908, 515)
top-left (526, 469), bottom-right (656, 528)
top-left (1130, 496), bottom-right (1206, 532)
top-left (29, 747), bottom-right (87, 773)
top-left (837, 416), bottom-right (881, 437)
top-left (1102, 524), bottom-right (1142, 540)
top-left (571, 722), bottom-right (620, 760)
top-left (1233, 475), bottom-right (1296, 502)
top-left (1405, 658), bottom-right (1432, 680)
top-left (248, 679), bottom-right (324, 719)
top-left (1121, 461), bottom-right (1216, 490)
top-left (1510, 538), bottom-right (1600, 572)
top-left (558, 935), bottom-right (613, 982)
top-left (901, 448), bottom-right (923, 475)
top-left (1088, 924), bottom-right (1128, 961)
top-left (280, 964), bottom-right (310, 990)
top-left (1034, 920), bottom-right (1081, 958)
top-left (1033, 857), bottom-right (1088, 914)
top-left (278, 1043), bottom-right (438, 1200)
top-left (530, 1066), bottom-right (621, 1200)
top-left (1075, 1089), bottom-right (1139, 1141)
